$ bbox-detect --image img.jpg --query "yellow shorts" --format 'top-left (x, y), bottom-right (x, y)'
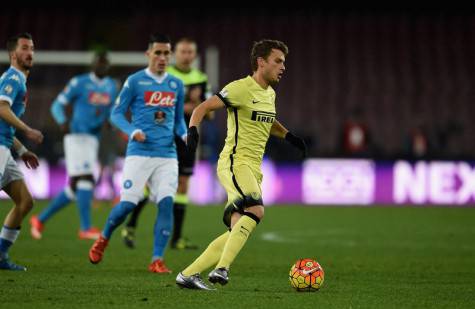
top-left (217, 162), bottom-right (263, 227)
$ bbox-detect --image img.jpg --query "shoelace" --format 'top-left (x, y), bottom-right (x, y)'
top-left (191, 274), bottom-right (206, 284)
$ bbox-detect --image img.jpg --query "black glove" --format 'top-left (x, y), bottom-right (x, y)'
top-left (187, 126), bottom-right (199, 154)
top-left (285, 132), bottom-right (307, 158)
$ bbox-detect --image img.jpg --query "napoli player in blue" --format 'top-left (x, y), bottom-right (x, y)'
top-left (0, 33), bottom-right (44, 271)
top-left (89, 34), bottom-right (186, 273)
top-left (30, 52), bottom-right (118, 240)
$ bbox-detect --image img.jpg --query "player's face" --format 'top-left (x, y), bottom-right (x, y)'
top-left (175, 42), bottom-right (196, 67)
top-left (262, 49), bottom-right (286, 85)
top-left (92, 56), bottom-right (110, 78)
top-left (11, 38), bottom-right (34, 71)
top-left (147, 42), bottom-right (172, 75)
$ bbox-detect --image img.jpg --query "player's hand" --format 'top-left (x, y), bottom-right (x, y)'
top-left (187, 126), bottom-right (199, 154)
top-left (285, 132), bottom-right (307, 158)
top-left (25, 128), bottom-right (44, 144)
top-left (132, 130), bottom-right (146, 142)
top-left (21, 151), bottom-right (40, 169)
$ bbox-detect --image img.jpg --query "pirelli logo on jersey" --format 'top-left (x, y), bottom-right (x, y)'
top-left (144, 91), bottom-right (176, 107)
top-left (251, 111), bottom-right (276, 123)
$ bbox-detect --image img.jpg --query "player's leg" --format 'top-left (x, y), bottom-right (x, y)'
top-left (30, 185), bottom-right (74, 239)
top-left (126, 196), bottom-right (148, 228)
top-left (0, 178), bottom-right (33, 271)
top-left (72, 135), bottom-right (101, 239)
top-left (171, 137), bottom-right (197, 250)
top-left (148, 157), bottom-right (178, 273)
top-left (209, 165), bottom-right (263, 285)
top-left (89, 156), bottom-right (150, 264)
top-left (181, 231), bottom-right (230, 277)
top-left (30, 134), bottom-right (82, 239)
top-left (176, 231), bottom-right (228, 290)
top-left (121, 193), bottom-right (149, 249)
top-left (176, 166), bottom-right (238, 289)
top-left (73, 174), bottom-right (102, 239)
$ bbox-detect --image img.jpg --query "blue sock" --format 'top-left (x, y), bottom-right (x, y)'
top-left (152, 196), bottom-right (174, 260)
top-left (0, 226), bottom-right (20, 257)
top-left (76, 180), bottom-right (94, 231)
top-left (102, 201), bottom-right (136, 239)
top-left (38, 190), bottom-right (72, 223)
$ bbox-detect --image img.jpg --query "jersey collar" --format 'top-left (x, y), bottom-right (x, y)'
top-left (145, 68), bottom-right (168, 84)
top-left (247, 75), bottom-right (269, 91)
top-left (89, 72), bottom-right (107, 85)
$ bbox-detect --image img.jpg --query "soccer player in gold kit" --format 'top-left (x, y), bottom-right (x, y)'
top-left (176, 39), bottom-right (306, 290)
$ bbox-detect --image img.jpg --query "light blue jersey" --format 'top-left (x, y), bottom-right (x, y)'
top-left (111, 68), bottom-right (186, 158)
top-left (50, 73), bottom-right (118, 138)
top-left (0, 66), bottom-right (27, 148)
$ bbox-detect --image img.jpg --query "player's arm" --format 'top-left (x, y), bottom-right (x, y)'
top-left (271, 119), bottom-right (307, 158)
top-left (185, 82), bottom-right (214, 119)
top-left (12, 137), bottom-right (39, 169)
top-left (270, 119), bottom-right (289, 138)
top-left (50, 77), bottom-right (80, 133)
top-left (174, 82), bottom-right (187, 141)
top-left (102, 80), bottom-right (120, 131)
top-left (0, 100), bottom-right (43, 144)
top-left (187, 95), bottom-right (225, 152)
top-left (110, 79), bottom-right (145, 142)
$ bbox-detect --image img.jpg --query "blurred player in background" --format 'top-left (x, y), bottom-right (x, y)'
top-left (176, 39), bottom-right (307, 289)
top-left (0, 33), bottom-right (43, 270)
top-left (30, 52), bottom-right (118, 240)
top-left (89, 33), bottom-right (186, 273)
top-left (122, 37), bottom-right (209, 250)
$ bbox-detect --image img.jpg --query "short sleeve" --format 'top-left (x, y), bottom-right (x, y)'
top-left (56, 77), bottom-right (80, 105)
top-left (215, 82), bottom-right (241, 108)
top-left (0, 81), bottom-right (19, 106)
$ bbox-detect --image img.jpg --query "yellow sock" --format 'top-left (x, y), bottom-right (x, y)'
top-left (182, 231), bottom-right (229, 276)
top-left (216, 215), bottom-right (258, 270)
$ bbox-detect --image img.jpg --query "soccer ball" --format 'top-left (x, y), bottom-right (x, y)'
top-left (289, 258), bottom-right (324, 291)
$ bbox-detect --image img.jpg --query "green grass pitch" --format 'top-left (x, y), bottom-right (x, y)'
top-left (0, 201), bottom-right (474, 308)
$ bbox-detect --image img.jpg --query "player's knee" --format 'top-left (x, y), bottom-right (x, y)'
top-left (70, 175), bottom-right (95, 192)
top-left (157, 196), bottom-right (174, 214)
top-left (77, 176), bottom-right (94, 188)
top-left (243, 193), bottom-right (264, 220)
top-left (120, 194), bottom-right (142, 205)
top-left (64, 185), bottom-right (76, 199)
top-left (177, 176), bottom-right (188, 193)
top-left (18, 194), bottom-right (34, 216)
top-left (245, 205), bottom-right (264, 221)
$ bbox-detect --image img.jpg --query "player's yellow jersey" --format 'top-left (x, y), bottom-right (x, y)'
top-left (216, 75), bottom-right (276, 170)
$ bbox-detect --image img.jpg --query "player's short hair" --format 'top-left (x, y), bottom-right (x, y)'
top-left (6, 32), bottom-right (33, 52)
top-left (148, 33), bottom-right (171, 48)
top-left (251, 39), bottom-right (288, 72)
top-left (175, 37), bottom-right (197, 47)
